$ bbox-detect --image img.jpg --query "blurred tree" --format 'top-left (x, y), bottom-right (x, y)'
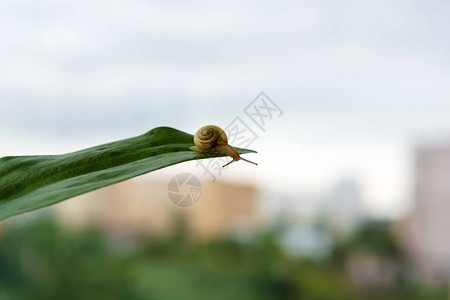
top-left (0, 217), bottom-right (446, 300)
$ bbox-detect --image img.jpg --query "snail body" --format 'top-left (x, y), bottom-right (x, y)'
top-left (190, 125), bottom-right (258, 168)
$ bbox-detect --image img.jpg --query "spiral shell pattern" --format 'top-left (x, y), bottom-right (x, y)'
top-left (193, 125), bottom-right (228, 150)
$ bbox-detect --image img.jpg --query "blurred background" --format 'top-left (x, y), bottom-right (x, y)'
top-left (1, 0), bottom-right (450, 299)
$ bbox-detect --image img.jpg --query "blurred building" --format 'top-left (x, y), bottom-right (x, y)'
top-left (279, 222), bottom-right (333, 260)
top-left (323, 177), bottom-right (364, 235)
top-left (400, 143), bottom-right (450, 284)
top-left (53, 179), bottom-right (260, 241)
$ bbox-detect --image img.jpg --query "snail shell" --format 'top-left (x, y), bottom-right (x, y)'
top-left (190, 125), bottom-right (257, 168)
top-left (193, 125), bottom-right (228, 151)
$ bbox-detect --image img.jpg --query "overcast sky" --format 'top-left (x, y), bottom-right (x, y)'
top-left (1, 0), bottom-right (450, 218)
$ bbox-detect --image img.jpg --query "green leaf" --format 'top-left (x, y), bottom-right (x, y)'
top-left (0, 127), bottom-right (256, 221)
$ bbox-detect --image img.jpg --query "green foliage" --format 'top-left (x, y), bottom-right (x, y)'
top-left (0, 218), bottom-right (446, 300)
top-left (0, 218), bottom-right (295, 300)
top-left (0, 127), bottom-right (256, 221)
top-left (333, 220), bottom-right (399, 261)
top-left (347, 220), bottom-right (398, 256)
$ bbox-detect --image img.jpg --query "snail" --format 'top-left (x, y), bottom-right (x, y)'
top-left (190, 125), bottom-right (258, 168)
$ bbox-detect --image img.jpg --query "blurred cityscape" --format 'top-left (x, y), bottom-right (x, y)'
top-left (0, 141), bottom-right (449, 299)
top-left (1, 0), bottom-right (450, 298)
